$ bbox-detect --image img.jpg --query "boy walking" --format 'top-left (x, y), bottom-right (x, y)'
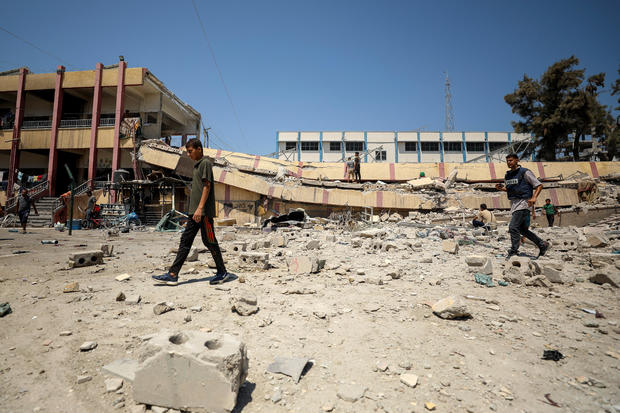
top-left (542, 198), bottom-right (559, 227)
top-left (495, 153), bottom-right (550, 259)
top-left (153, 139), bottom-right (229, 286)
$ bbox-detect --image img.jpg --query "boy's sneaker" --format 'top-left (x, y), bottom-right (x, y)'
top-left (504, 251), bottom-right (518, 261)
top-left (538, 241), bottom-right (550, 258)
top-left (152, 273), bottom-right (178, 286)
top-left (209, 272), bottom-right (229, 285)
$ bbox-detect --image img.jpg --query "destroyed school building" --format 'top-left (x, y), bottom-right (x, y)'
top-left (0, 61), bottom-right (200, 206)
top-left (138, 141), bottom-right (620, 227)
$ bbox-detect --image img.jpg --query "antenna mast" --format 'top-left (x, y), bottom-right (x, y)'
top-left (444, 72), bottom-right (455, 131)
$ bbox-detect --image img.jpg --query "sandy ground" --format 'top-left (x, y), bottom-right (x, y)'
top-left (0, 222), bottom-right (618, 413)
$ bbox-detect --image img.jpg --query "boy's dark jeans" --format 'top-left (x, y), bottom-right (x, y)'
top-left (509, 208), bottom-right (543, 254)
top-left (546, 214), bottom-right (554, 227)
top-left (169, 215), bottom-right (226, 276)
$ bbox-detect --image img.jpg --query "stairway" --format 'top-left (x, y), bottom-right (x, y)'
top-left (28, 197), bottom-right (57, 227)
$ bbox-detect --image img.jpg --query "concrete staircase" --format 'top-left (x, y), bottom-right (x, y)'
top-left (29, 197), bottom-right (56, 227)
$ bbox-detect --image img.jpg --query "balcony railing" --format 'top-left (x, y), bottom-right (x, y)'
top-left (20, 118), bottom-right (117, 130)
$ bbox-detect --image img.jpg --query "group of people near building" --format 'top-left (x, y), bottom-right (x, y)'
top-left (345, 152), bottom-right (362, 183)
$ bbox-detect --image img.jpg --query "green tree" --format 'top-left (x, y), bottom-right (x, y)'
top-left (505, 56), bottom-right (609, 161)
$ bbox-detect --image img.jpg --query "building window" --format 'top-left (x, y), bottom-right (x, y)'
top-left (345, 141), bottom-right (364, 152)
top-left (466, 142), bottom-right (485, 152)
top-left (285, 142), bottom-right (297, 151)
top-left (404, 142), bottom-right (417, 152)
top-left (301, 141), bottom-right (319, 151)
top-left (329, 141), bottom-right (341, 151)
top-left (421, 142), bottom-right (439, 152)
top-left (444, 142), bottom-right (462, 152)
top-left (489, 142), bottom-right (506, 152)
top-left (375, 150), bottom-right (387, 161)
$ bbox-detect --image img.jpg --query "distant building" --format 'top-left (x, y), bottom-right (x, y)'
top-left (276, 131), bottom-right (531, 163)
top-left (0, 61), bottom-right (200, 197)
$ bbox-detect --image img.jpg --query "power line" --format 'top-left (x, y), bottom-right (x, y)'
top-left (0, 25), bottom-right (71, 68)
top-left (191, 0), bottom-right (248, 146)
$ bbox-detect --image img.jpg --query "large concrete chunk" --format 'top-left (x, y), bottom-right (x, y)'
top-left (238, 252), bottom-right (269, 270)
top-left (133, 330), bottom-right (248, 413)
top-left (286, 256), bottom-right (325, 274)
top-left (432, 296), bottom-right (471, 319)
top-left (68, 250), bottom-right (103, 268)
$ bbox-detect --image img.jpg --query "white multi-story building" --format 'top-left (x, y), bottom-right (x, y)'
top-left (275, 131), bottom-right (531, 163)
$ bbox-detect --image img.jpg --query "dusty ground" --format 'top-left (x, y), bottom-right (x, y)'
top-left (0, 220), bottom-right (619, 413)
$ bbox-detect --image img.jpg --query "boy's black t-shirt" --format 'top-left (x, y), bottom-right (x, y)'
top-left (188, 156), bottom-right (215, 217)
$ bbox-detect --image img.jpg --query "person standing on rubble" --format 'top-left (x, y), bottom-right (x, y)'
top-left (153, 138), bottom-right (230, 286)
top-left (354, 151), bottom-right (361, 183)
top-left (495, 153), bottom-right (549, 259)
top-left (345, 157), bottom-right (355, 183)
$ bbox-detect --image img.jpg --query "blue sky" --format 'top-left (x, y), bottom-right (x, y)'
top-left (2, 0), bottom-right (619, 155)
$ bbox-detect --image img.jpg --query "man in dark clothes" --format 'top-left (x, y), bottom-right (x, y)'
top-left (495, 153), bottom-right (550, 259)
top-left (354, 151), bottom-right (361, 182)
top-left (153, 139), bottom-right (230, 286)
top-left (17, 188), bottom-right (38, 234)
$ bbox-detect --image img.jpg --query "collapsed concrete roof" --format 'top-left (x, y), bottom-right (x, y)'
top-left (137, 141), bottom-right (618, 211)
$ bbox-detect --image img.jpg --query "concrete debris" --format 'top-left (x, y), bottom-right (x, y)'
top-left (230, 290), bottom-right (259, 316)
top-left (432, 296), bottom-right (471, 319)
top-left (286, 256), bottom-right (325, 274)
top-left (100, 244), bottom-right (114, 257)
top-left (400, 373), bottom-right (419, 388)
top-left (63, 282), bottom-right (80, 293)
top-left (80, 341), bottom-right (98, 351)
top-left (266, 357), bottom-right (310, 383)
top-left (69, 250), bottom-right (104, 268)
top-left (102, 359), bottom-right (140, 382)
top-left (589, 271), bottom-right (619, 288)
top-left (337, 383), bottom-right (367, 402)
top-left (115, 273), bottom-right (131, 282)
top-left (133, 330), bottom-right (248, 412)
top-left (105, 377), bottom-right (124, 393)
top-left (442, 240), bottom-right (459, 254)
top-left (153, 302), bottom-right (174, 315)
top-left (238, 252), bottom-right (270, 270)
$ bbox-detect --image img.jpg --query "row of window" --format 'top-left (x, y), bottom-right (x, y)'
top-left (285, 141), bottom-right (506, 152)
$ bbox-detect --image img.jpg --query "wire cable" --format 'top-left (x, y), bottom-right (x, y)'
top-left (0, 25), bottom-right (72, 68)
top-left (190, 0), bottom-right (248, 147)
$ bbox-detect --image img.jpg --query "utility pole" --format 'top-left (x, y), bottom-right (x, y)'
top-left (203, 127), bottom-right (211, 148)
top-left (444, 72), bottom-right (455, 132)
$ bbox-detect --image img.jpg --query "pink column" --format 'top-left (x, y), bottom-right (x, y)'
top-left (111, 61), bottom-right (126, 203)
top-left (7, 68), bottom-right (28, 198)
top-left (88, 63), bottom-right (103, 186)
top-left (47, 66), bottom-right (65, 196)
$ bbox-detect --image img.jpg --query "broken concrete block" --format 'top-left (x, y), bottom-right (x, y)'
top-left (231, 242), bottom-right (247, 253)
top-left (220, 232), bottom-right (236, 242)
top-left (238, 252), bottom-right (269, 270)
top-left (431, 296), bottom-right (471, 319)
top-left (465, 256), bottom-right (493, 275)
top-left (230, 291), bottom-right (258, 316)
top-left (525, 274), bottom-right (552, 288)
top-left (371, 240), bottom-right (383, 252)
top-left (506, 256), bottom-right (534, 276)
top-left (116, 292), bottom-right (126, 302)
top-left (586, 234), bottom-right (608, 248)
top-left (358, 228), bottom-right (386, 239)
top-left (502, 267), bottom-right (526, 285)
top-left (441, 240), bottom-right (459, 255)
top-left (105, 377), bottom-right (124, 393)
top-left (589, 270), bottom-right (619, 288)
top-left (306, 239), bottom-right (321, 250)
top-left (102, 359), bottom-right (140, 382)
top-left (337, 384), bottom-right (367, 402)
top-left (266, 357), bottom-right (310, 383)
top-left (381, 241), bottom-right (398, 252)
top-left (68, 250), bottom-right (103, 268)
top-left (465, 255), bottom-right (486, 266)
top-left (388, 212), bottom-right (402, 222)
top-left (325, 234), bottom-right (337, 242)
top-left (542, 266), bottom-right (564, 284)
top-left (286, 256), bottom-right (325, 274)
top-left (555, 237), bottom-right (578, 251)
top-left (271, 235), bottom-right (288, 247)
top-left (100, 244), bottom-right (114, 257)
top-left (133, 330), bottom-right (248, 413)
top-left (351, 238), bottom-right (364, 248)
top-left (125, 294), bottom-right (142, 305)
top-left (115, 273), bottom-right (131, 282)
top-left (186, 247), bottom-right (199, 262)
top-left (215, 218), bottom-right (237, 226)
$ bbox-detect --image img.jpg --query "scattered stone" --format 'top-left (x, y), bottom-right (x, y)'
top-left (125, 294), bottom-right (141, 305)
top-left (271, 387), bottom-right (282, 403)
top-left (105, 378), bottom-right (124, 393)
top-left (230, 291), bottom-right (259, 316)
top-left (589, 271), bottom-right (619, 288)
top-left (239, 252), bottom-right (270, 270)
top-left (400, 373), bottom-right (418, 388)
top-left (184, 314), bottom-right (192, 323)
top-left (425, 401), bottom-right (437, 411)
top-left (115, 273), bottom-right (131, 282)
top-left (337, 384), bottom-right (367, 402)
top-left (63, 282), bottom-right (80, 293)
top-left (586, 234), bottom-right (608, 248)
top-left (68, 250), bottom-right (104, 268)
top-left (432, 296), bottom-right (471, 319)
top-left (542, 266), bottom-right (564, 284)
top-left (115, 292), bottom-right (126, 302)
top-left (306, 239), bottom-right (321, 250)
top-left (133, 330), bottom-right (248, 413)
top-left (376, 360), bottom-right (388, 372)
top-left (153, 302), bottom-right (174, 315)
top-left (77, 375), bottom-right (92, 384)
top-left (286, 256), bottom-right (325, 274)
top-left (442, 240), bottom-right (459, 254)
top-left (80, 341), bottom-right (98, 351)
top-left (59, 331), bottom-right (72, 336)
top-left (0, 302), bottom-right (12, 317)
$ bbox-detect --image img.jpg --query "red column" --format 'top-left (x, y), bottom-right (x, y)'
top-left (7, 68), bottom-right (28, 198)
top-left (47, 66), bottom-right (65, 196)
top-left (111, 61), bottom-right (126, 203)
top-left (88, 63), bottom-right (103, 186)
